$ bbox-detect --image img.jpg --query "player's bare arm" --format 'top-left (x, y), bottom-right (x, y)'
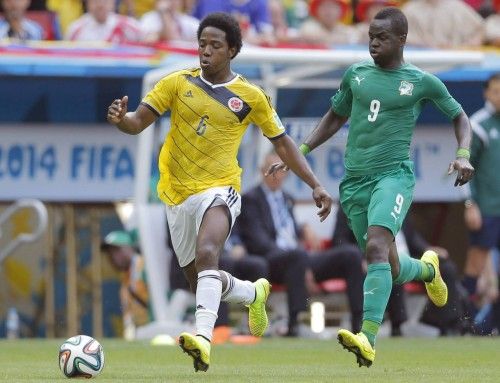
top-left (303, 108), bottom-right (348, 151)
top-left (271, 135), bottom-right (333, 221)
top-left (107, 96), bottom-right (158, 135)
top-left (447, 110), bottom-right (475, 186)
top-left (266, 109), bottom-right (348, 176)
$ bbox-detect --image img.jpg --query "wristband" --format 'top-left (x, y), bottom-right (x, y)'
top-left (299, 143), bottom-right (311, 156)
top-left (456, 148), bottom-right (470, 160)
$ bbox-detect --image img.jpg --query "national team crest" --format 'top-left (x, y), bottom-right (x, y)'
top-left (399, 81), bottom-right (414, 96)
top-left (228, 97), bottom-right (243, 112)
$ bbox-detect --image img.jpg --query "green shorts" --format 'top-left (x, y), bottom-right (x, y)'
top-left (339, 161), bottom-right (415, 251)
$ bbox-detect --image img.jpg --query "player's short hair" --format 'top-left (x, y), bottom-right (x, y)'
top-left (197, 12), bottom-right (243, 58)
top-left (374, 7), bottom-right (408, 36)
top-left (485, 72), bottom-right (500, 89)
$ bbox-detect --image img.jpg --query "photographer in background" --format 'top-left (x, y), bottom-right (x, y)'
top-left (101, 230), bottom-right (150, 339)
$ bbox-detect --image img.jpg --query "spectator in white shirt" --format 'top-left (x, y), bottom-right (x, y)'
top-left (402, 0), bottom-right (484, 48)
top-left (299, 0), bottom-right (361, 46)
top-left (140, 0), bottom-right (198, 43)
top-left (65, 0), bottom-right (142, 43)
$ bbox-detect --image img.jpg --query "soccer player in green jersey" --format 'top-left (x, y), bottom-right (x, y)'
top-left (462, 73), bottom-right (500, 315)
top-left (107, 13), bottom-right (333, 372)
top-left (269, 7), bottom-right (475, 367)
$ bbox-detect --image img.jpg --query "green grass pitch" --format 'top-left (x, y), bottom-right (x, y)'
top-left (0, 337), bottom-right (498, 382)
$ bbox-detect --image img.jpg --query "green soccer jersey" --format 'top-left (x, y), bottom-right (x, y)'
top-left (331, 61), bottom-right (463, 175)
top-left (469, 102), bottom-right (500, 215)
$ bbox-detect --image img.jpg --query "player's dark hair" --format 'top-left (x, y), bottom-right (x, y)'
top-left (197, 12), bottom-right (243, 59)
top-left (485, 72), bottom-right (500, 89)
top-left (374, 7), bottom-right (408, 36)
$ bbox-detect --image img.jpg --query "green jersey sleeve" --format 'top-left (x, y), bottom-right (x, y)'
top-left (331, 65), bottom-right (355, 117)
top-left (423, 73), bottom-right (462, 120)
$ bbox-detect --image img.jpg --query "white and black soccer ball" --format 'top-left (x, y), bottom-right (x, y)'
top-left (59, 335), bottom-right (105, 378)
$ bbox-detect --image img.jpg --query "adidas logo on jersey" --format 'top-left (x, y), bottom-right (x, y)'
top-left (184, 90), bottom-right (193, 97)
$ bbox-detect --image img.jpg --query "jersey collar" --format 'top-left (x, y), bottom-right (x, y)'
top-left (199, 71), bottom-right (239, 88)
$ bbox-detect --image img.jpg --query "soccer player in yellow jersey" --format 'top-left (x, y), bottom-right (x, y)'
top-left (107, 12), bottom-right (333, 372)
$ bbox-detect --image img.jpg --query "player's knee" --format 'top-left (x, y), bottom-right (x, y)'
top-left (195, 243), bottom-right (219, 271)
top-left (365, 237), bottom-right (389, 264)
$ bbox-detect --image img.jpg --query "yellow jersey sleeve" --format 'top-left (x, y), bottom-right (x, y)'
top-left (141, 71), bottom-right (179, 115)
top-left (249, 88), bottom-right (286, 139)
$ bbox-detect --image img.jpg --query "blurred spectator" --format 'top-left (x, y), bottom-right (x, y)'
top-left (0, 0), bottom-right (45, 41)
top-left (402, 0), bottom-right (484, 48)
top-left (355, 0), bottom-right (401, 43)
top-left (191, 0), bottom-right (274, 45)
top-left (266, 0), bottom-right (301, 46)
top-left (140, 0), bottom-right (198, 43)
top-left (181, 0), bottom-right (196, 14)
top-left (484, 0), bottom-right (500, 47)
top-left (46, 0), bottom-right (83, 36)
top-left (101, 230), bottom-right (150, 339)
top-left (238, 151), bottom-right (364, 336)
top-left (27, 0), bottom-right (45, 10)
top-left (462, 0), bottom-right (496, 17)
top-left (65, 0), bottom-right (142, 43)
top-left (299, 0), bottom-right (361, 46)
top-left (118, 0), bottom-right (155, 18)
top-left (279, 0), bottom-right (310, 29)
top-left (462, 73), bottom-right (500, 328)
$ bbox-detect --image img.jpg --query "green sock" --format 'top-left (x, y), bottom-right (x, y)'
top-left (361, 320), bottom-right (379, 346)
top-left (393, 252), bottom-right (435, 284)
top-left (361, 263), bottom-right (392, 347)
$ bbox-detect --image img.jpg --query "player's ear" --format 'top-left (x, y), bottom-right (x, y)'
top-left (400, 33), bottom-right (407, 46)
top-left (228, 46), bottom-right (237, 59)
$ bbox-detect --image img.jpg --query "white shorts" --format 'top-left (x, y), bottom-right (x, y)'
top-left (165, 186), bottom-right (241, 267)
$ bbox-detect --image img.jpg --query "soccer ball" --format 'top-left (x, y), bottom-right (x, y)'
top-left (59, 335), bottom-right (105, 378)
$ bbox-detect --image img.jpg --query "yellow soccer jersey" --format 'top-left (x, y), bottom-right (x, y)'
top-left (142, 68), bottom-right (286, 205)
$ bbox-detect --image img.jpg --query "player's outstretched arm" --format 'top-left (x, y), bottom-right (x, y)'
top-left (266, 108), bottom-right (348, 176)
top-left (107, 96), bottom-right (158, 135)
top-left (302, 108), bottom-right (348, 152)
top-left (447, 111), bottom-right (475, 186)
top-left (271, 135), bottom-right (333, 221)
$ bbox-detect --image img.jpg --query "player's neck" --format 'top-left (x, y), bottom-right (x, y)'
top-left (201, 68), bottom-right (235, 85)
top-left (378, 57), bottom-right (405, 70)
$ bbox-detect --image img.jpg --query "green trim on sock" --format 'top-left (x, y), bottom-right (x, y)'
top-left (367, 263), bottom-right (392, 272)
top-left (421, 261), bottom-right (435, 282)
top-left (361, 320), bottom-right (379, 346)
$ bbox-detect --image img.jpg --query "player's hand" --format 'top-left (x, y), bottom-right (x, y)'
top-left (312, 186), bottom-right (332, 222)
top-left (447, 157), bottom-right (474, 186)
top-left (107, 96), bottom-right (128, 125)
top-left (265, 161), bottom-right (288, 177)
